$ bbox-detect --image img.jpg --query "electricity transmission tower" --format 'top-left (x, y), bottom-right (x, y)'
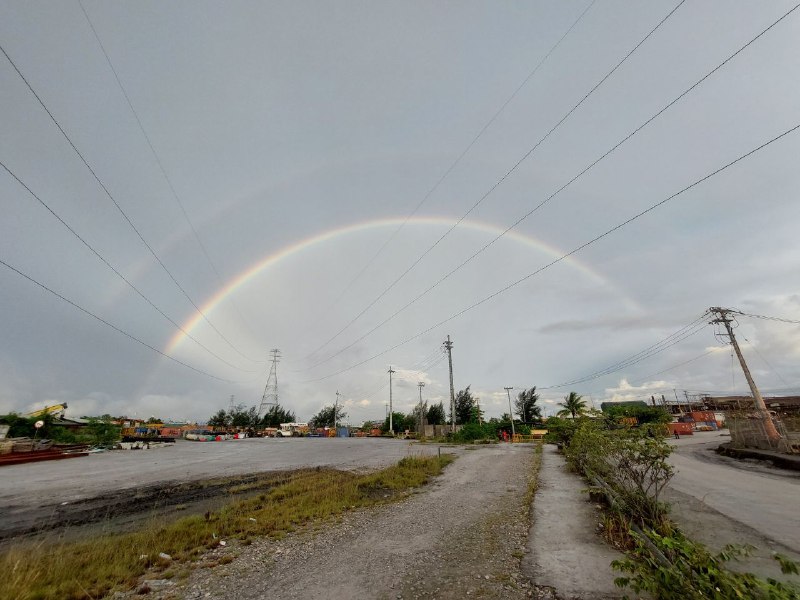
top-left (258, 349), bottom-right (281, 417)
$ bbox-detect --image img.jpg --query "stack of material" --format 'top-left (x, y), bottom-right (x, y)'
top-left (11, 438), bottom-right (34, 453)
top-left (0, 440), bottom-right (13, 455)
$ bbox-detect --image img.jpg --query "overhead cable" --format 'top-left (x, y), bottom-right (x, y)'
top-left (300, 0), bottom-right (597, 338)
top-left (303, 0), bottom-right (686, 361)
top-left (0, 160), bottom-right (255, 373)
top-left (305, 1), bottom-right (800, 371)
top-left (0, 257), bottom-right (232, 382)
top-left (300, 121), bottom-right (800, 383)
top-left (539, 313), bottom-right (710, 389)
top-left (0, 42), bottom-right (261, 364)
top-left (77, 0), bottom-right (257, 339)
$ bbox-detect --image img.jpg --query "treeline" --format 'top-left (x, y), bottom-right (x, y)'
top-left (207, 404), bottom-right (296, 429)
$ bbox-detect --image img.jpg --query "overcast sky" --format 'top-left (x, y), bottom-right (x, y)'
top-left (1, 1), bottom-right (799, 424)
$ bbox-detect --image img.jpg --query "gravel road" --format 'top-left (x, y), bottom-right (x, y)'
top-left (118, 443), bottom-right (538, 600)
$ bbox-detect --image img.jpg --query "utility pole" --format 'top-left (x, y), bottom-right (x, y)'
top-left (504, 387), bottom-right (515, 439)
top-left (444, 335), bottom-right (455, 433)
top-left (709, 307), bottom-right (780, 441)
top-left (417, 382), bottom-right (425, 435)
top-left (684, 390), bottom-right (691, 413)
top-left (388, 366), bottom-right (395, 436)
top-left (334, 390), bottom-right (341, 431)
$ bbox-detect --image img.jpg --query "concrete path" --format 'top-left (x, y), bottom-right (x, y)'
top-left (523, 444), bottom-right (623, 599)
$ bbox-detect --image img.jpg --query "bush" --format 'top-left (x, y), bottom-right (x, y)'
top-left (563, 421), bottom-right (673, 528)
top-left (613, 530), bottom-right (800, 599)
top-left (452, 422), bottom-right (490, 442)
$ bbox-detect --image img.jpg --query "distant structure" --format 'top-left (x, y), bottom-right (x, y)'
top-left (258, 349), bottom-right (281, 417)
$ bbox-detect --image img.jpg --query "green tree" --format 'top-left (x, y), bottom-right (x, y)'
top-left (454, 386), bottom-right (475, 425)
top-left (381, 412), bottom-right (411, 435)
top-left (558, 391), bottom-right (588, 419)
top-left (146, 416), bottom-right (162, 424)
top-left (514, 387), bottom-right (542, 422)
top-left (207, 409), bottom-right (230, 428)
top-left (86, 415), bottom-right (121, 446)
top-left (310, 404), bottom-right (347, 428)
top-left (426, 401), bottom-right (446, 425)
top-left (260, 404), bottom-right (297, 428)
top-left (230, 405), bottom-right (259, 428)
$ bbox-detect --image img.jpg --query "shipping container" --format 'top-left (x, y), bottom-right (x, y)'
top-left (668, 422), bottom-right (694, 435)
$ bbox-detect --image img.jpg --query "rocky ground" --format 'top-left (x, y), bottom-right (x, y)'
top-left (112, 443), bottom-right (541, 600)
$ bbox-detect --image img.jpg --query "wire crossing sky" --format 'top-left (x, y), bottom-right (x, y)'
top-left (0, 2), bottom-right (798, 423)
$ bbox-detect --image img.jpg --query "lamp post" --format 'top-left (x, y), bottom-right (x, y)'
top-left (504, 387), bottom-right (515, 440)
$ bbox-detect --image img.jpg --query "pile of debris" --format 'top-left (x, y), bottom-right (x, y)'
top-left (0, 437), bottom-right (89, 466)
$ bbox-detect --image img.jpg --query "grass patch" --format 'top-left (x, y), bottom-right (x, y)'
top-left (1, 454), bottom-right (454, 600)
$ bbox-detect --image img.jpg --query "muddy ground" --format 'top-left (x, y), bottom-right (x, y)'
top-left (0, 471), bottom-right (288, 544)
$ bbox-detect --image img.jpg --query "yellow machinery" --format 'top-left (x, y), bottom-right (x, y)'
top-left (24, 403), bottom-right (68, 418)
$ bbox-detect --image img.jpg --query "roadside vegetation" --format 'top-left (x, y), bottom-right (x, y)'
top-left (1, 454), bottom-right (454, 600)
top-left (0, 412), bottom-right (120, 446)
top-left (547, 416), bottom-right (800, 599)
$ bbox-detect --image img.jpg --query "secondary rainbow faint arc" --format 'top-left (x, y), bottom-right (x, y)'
top-left (166, 217), bottom-right (639, 353)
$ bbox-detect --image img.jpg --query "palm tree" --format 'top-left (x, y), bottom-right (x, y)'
top-left (557, 392), bottom-right (587, 419)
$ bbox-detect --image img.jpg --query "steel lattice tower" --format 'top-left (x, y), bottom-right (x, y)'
top-left (258, 349), bottom-right (281, 416)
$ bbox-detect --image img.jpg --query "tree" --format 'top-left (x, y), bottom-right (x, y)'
top-left (86, 415), bottom-right (120, 446)
top-left (514, 387), bottom-right (542, 422)
top-left (230, 406), bottom-right (260, 428)
top-left (260, 404), bottom-right (296, 428)
top-left (146, 416), bottom-right (162, 424)
top-left (381, 412), bottom-right (411, 435)
top-left (207, 409), bottom-right (230, 428)
top-left (558, 392), bottom-right (588, 419)
top-left (426, 401), bottom-right (446, 425)
top-left (454, 386), bottom-right (476, 425)
top-left (310, 404), bottom-right (347, 428)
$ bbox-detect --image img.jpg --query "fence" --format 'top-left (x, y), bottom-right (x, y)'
top-left (726, 412), bottom-right (798, 454)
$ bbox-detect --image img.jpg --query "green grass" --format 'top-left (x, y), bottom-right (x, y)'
top-left (1, 454), bottom-right (454, 600)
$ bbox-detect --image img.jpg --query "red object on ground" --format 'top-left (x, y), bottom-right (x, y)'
top-left (668, 422), bottom-right (693, 435)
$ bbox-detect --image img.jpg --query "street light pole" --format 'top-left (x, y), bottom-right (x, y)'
top-left (504, 387), bottom-right (515, 440)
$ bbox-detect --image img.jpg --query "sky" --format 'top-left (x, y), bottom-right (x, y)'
top-left (1, 1), bottom-right (799, 425)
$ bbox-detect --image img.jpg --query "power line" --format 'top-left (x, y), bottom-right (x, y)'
top-left (300, 0), bottom-right (597, 338)
top-left (303, 0), bottom-right (685, 361)
top-left (742, 335), bottom-right (791, 388)
top-left (739, 311), bottom-right (800, 326)
top-left (301, 121), bottom-right (800, 383)
top-left (0, 160), bottom-right (255, 373)
top-left (0, 42), bottom-right (260, 364)
top-left (304, 2), bottom-right (800, 370)
top-left (540, 313), bottom-right (710, 389)
top-left (76, 0), bottom-right (257, 340)
top-left (0, 256), bottom-right (232, 382)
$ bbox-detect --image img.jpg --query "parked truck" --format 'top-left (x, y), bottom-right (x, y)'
top-left (273, 422), bottom-right (309, 437)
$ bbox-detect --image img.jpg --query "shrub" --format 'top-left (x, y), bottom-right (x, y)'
top-left (613, 530), bottom-right (800, 599)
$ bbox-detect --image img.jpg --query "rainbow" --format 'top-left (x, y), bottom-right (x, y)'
top-left (166, 216), bottom-right (639, 353)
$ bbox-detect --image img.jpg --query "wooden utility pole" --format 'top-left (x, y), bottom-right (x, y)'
top-left (709, 307), bottom-right (780, 441)
top-left (444, 336), bottom-right (455, 433)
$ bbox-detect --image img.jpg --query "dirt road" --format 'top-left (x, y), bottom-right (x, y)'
top-left (118, 443), bottom-right (538, 600)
